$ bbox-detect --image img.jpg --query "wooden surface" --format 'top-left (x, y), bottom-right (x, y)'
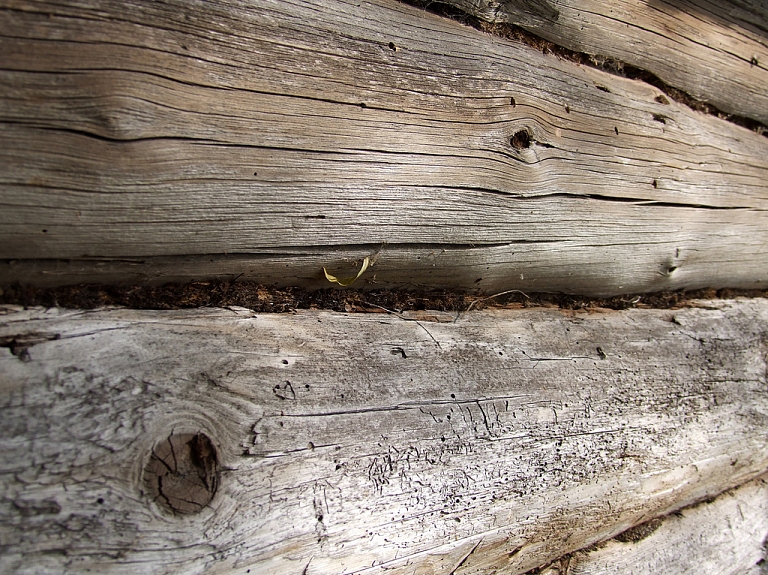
top-left (444, 0), bottom-right (768, 125)
top-left (2, 298), bottom-right (768, 574)
top-left (566, 474), bottom-right (768, 575)
top-left (1, 0), bottom-right (767, 295)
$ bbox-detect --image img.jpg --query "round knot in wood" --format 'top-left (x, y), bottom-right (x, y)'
top-left (510, 129), bottom-right (531, 150)
top-left (144, 432), bottom-right (219, 515)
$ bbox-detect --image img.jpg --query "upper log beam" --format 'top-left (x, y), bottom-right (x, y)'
top-left (0, 0), bottom-right (767, 295)
top-left (443, 0), bottom-right (768, 126)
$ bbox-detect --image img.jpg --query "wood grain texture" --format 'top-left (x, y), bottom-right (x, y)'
top-left (444, 0), bottom-right (768, 125)
top-left (0, 0), bottom-right (767, 295)
top-left (565, 474), bottom-right (768, 575)
top-left (2, 299), bottom-right (768, 574)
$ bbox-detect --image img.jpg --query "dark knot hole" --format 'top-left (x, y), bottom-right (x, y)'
top-left (144, 432), bottom-right (220, 515)
top-left (510, 130), bottom-right (532, 150)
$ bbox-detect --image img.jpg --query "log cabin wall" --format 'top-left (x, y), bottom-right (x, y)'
top-left (1, 1), bottom-right (767, 574)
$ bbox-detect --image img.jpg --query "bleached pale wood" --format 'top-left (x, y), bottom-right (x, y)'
top-left (2, 299), bottom-right (768, 574)
top-left (1, 0), bottom-right (767, 295)
top-left (563, 474), bottom-right (768, 575)
top-left (445, 0), bottom-right (768, 125)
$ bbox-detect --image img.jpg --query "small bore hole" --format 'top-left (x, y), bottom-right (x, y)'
top-left (388, 42), bottom-right (397, 51)
top-left (565, 104), bottom-right (570, 113)
top-left (614, 126), bottom-right (619, 135)
top-left (652, 179), bottom-right (658, 188)
top-left (510, 97), bottom-right (516, 107)
top-left (510, 130), bottom-right (531, 150)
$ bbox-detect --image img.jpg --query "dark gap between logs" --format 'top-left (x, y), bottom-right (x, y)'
top-left (1, 283), bottom-right (767, 313)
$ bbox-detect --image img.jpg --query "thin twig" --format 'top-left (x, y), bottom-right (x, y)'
top-left (466, 289), bottom-right (530, 313)
top-left (363, 302), bottom-right (402, 315)
top-left (363, 301), bottom-right (442, 348)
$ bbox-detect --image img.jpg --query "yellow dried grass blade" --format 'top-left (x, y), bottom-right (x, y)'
top-left (323, 256), bottom-right (370, 287)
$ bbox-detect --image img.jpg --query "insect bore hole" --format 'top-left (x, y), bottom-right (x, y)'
top-left (510, 129), bottom-right (531, 150)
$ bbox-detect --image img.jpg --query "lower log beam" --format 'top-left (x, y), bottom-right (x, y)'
top-left (565, 474), bottom-right (768, 575)
top-left (1, 299), bottom-right (767, 574)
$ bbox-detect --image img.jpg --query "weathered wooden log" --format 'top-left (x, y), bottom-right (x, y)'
top-left (441, 0), bottom-right (768, 125)
top-left (1, 0), bottom-right (767, 295)
top-left (2, 299), bottom-right (768, 574)
top-left (565, 474), bottom-right (768, 575)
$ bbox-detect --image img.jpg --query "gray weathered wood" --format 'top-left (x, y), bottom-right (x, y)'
top-left (563, 474), bottom-right (768, 575)
top-left (2, 299), bottom-right (768, 574)
top-left (443, 0), bottom-right (768, 125)
top-left (1, 0), bottom-right (767, 295)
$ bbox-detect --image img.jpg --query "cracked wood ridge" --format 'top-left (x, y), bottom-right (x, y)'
top-left (442, 0), bottom-right (768, 124)
top-left (1, 300), bottom-right (768, 574)
top-left (0, 0), bottom-right (767, 295)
